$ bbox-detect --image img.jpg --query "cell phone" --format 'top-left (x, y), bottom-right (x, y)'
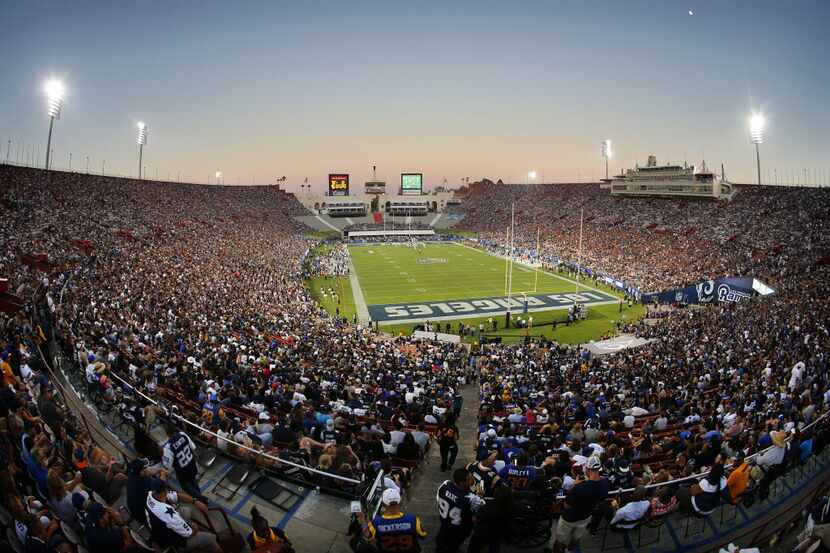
top-left (350, 501), bottom-right (362, 513)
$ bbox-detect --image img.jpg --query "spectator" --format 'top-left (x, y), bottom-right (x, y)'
top-left (162, 425), bottom-right (206, 503)
top-left (361, 488), bottom-right (426, 553)
top-left (548, 456), bottom-right (609, 553)
top-left (145, 478), bottom-right (219, 552)
top-left (246, 506), bottom-right (293, 552)
top-left (608, 485), bottom-right (650, 530)
top-left (436, 468), bottom-right (479, 553)
top-left (726, 453), bottom-right (751, 503)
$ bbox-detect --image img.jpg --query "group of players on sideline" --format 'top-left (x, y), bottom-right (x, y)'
top-left (1, 165), bottom-right (830, 552)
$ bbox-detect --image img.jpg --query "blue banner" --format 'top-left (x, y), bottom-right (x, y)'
top-left (641, 277), bottom-right (758, 305)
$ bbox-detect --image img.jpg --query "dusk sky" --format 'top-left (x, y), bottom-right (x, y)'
top-left (1, 0), bottom-right (828, 190)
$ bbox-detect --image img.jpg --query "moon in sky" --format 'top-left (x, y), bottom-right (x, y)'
top-left (688, 10), bottom-right (694, 15)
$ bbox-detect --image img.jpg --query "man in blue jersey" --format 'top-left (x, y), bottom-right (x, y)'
top-left (499, 452), bottom-right (541, 491)
top-left (436, 468), bottom-right (481, 553)
top-left (359, 488), bottom-right (426, 553)
top-left (162, 425), bottom-right (207, 503)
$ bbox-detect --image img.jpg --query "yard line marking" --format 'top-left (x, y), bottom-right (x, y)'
top-left (348, 255), bottom-right (370, 322)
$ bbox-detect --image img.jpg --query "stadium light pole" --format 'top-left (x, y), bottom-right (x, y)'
top-left (750, 113), bottom-right (765, 186)
top-left (527, 170), bottom-right (537, 184)
top-left (137, 122), bottom-right (148, 179)
top-left (601, 139), bottom-right (612, 180)
top-left (44, 79), bottom-right (66, 170)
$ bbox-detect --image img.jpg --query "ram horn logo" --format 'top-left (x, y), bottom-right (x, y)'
top-left (717, 284), bottom-right (751, 303)
top-left (696, 280), bottom-right (716, 303)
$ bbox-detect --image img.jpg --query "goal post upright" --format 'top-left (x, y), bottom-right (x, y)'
top-left (508, 202), bottom-right (515, 302)
top-left (503, 225), bottom-right (510, 296)
top-left (576, 207), bottom-right (584, 294)
top-left (534, 225), bottom-right (540, 293)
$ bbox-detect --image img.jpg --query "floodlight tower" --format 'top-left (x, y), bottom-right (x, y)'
top-left (137, 122), bottom-right (148, 179)
top-left (750, 113), bottom-right (765, 185)
top-left (44, 79), bottom-right (66, 170)
top-left (601, 139), bottom-right (612, 180)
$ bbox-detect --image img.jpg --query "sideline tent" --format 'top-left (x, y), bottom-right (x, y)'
top-left (584, 334), bottom-right (655, 356)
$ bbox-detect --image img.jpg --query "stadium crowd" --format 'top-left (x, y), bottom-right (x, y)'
top-left (455, 182), bottom-right (830, 293)
top-left (2, 165), bottom-right (830, 553)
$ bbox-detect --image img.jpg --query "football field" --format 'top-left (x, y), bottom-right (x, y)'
top-left (348, 242), bottom-right (619, 325)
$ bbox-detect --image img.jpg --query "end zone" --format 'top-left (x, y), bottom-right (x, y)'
top-left (369, 290), bottom-right (618, 325)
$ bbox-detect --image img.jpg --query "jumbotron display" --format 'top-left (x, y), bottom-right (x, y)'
top-left (401, 173), bottom-right (423, 195)
top-left (328, 173), bottom-right (349, 196)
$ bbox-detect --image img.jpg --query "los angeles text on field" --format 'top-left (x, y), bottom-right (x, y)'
top-left (368, 290), bottom-right (616, 322)
top-left (348, 242), bottom-right (618, 324)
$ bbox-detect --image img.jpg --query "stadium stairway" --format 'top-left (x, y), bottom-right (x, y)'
top-left (403, 382), bottom-right (481, 549)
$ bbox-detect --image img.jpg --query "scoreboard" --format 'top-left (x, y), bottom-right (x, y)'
top-left (328, 174), bottom-right (350, 196)
top-left (401, 173), bottom-right (423, 195)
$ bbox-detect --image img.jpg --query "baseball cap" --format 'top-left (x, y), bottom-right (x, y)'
top-left (382, 488), bottom-right (401, 506)
top-left (585, 456), bottom-right (602, 471)
top-left (258, 412), bottom-right (270, 421)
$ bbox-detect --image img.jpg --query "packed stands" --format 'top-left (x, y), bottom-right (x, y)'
top-left (455, 181), bottom-right (830, 294)
top-left (2, 165), bottom-right (830, 552)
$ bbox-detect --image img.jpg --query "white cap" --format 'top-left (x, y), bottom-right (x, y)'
top-left (382, 488), bottom-right (401, 505)
top-left (258, 412), bottom-right (270, 421)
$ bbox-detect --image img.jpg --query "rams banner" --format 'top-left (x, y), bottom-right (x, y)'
top-left (329, 174), bottom-right (349, 196)
top-left (641, 277), bottom-right (762, 305)
top-left (369, 290), bottom-right (617, 323)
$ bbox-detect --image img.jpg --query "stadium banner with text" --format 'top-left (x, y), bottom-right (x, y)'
top-left (401, 173), bottom-right (423, 195)
top-left (328, 173), bottom-right (350, 196)
top-left (369, 290), bottom-right (617, 323)
top-left (641, 276), bottom-right (761, 305)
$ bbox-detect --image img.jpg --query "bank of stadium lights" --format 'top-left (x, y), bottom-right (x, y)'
top-left (528, 170), bottom-right (537, 183)
top-left (137, 122), bottom-right (148, 179)
top-left (44, 79), bottom-right (66, 170)
top-left (750, 112), bottom-right (765, 186)
top-left (601, 139), bottom-right (612, 180)
top-left (215, 171), bottom-right (224, 185)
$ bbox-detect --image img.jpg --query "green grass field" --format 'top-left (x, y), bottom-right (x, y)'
top-left (327, 242), bottom-right (645, 344)
top-left (350, 242), bottom-right (574, 304)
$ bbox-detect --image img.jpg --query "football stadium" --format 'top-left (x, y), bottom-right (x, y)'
top-left (1, 3), bottom-right (829, 553)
